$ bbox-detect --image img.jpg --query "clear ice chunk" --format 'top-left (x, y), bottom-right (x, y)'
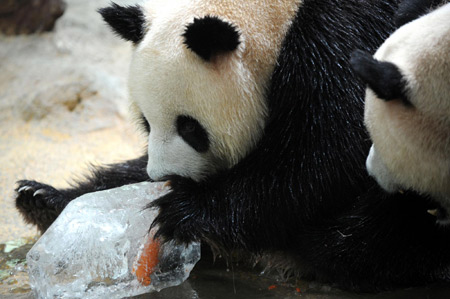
top-left (26, 182), bottom-right (201, 299)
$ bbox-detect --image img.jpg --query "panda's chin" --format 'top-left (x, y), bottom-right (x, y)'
top-left (366, 145), bottom-right (400, 193)
top-left (146, 154), bottom-right (207, 183)
top-left (147, 172), bottom-right (178, 183)
top-left (147, 176), bottom-right (166, 183)
top-left (146, 168), bottom-right (204, 183)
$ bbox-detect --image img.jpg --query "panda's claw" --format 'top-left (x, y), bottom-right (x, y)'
top-left (33, 189), bottom-right (47, 197)
top-left (15, 180), bottom-right (65, 232)
top-left (427, 209), bottom-right (439, 217)
top-left (18, 186), bottom-right (32, 193)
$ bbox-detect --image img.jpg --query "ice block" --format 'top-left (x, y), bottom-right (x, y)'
top-left (26, 182), bottom-right (201, 299)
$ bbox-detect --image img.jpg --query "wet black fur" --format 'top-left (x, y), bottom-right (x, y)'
top-left (16, 156), bottom-right (149, 231)
top-left (15, 0), bottom-right (450, 292)
top-left (98, 2), bottom-right (145, 44)
top-left (182, 16), bottom-right (240, 61)
top-left (350, 50), bottom-right (410, 105)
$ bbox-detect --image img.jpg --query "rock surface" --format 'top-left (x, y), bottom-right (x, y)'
top-left (0, 0), bottom-right (143, 244)
top-left (0, 0), bottom-right (66, 35)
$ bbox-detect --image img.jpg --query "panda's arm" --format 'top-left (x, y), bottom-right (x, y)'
top-left (149, 161), bottom-right (296, 252)
top-left (15, 154), bottom-right (149, 232)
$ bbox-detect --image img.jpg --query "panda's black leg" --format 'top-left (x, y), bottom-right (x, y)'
top-left (15, 154), bottom-right (149, 232)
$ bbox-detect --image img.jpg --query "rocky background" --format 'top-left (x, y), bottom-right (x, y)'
top-left (0, 0), bottom-right (144, 244)
top-left (0, 0), bottom-right (66, 35)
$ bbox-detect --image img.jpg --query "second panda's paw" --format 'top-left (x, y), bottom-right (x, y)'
top-left (15, 180), bottom-right (65, 233)
top-left (149, 176), bottom-right (205, 244)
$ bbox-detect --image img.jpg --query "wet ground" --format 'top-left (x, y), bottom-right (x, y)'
top-left (0, 0), bottom-right (143, 244)
top-left (144, 255), bottom-right (450, 299)
top-left (0, 238), bottom-right (34, 298)
top-left (1, 240), bottom-right (450, 299)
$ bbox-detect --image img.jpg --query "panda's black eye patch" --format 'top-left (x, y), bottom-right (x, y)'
top-left (176, 115), bottom-right (209, 153)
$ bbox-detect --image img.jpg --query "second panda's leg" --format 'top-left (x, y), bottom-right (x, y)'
top-left (15, 154), bottom-right (149, 232)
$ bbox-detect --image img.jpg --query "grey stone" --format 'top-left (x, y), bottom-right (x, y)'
top-left (0, 0), bottom-right (66, 35)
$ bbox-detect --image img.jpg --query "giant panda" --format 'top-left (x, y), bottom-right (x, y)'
top-left (350, 1), bottom-right (450, 223)
top-left (14, 0), bottom-right (450, 291)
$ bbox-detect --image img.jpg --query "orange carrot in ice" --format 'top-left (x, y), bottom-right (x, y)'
top-left (133, 238), bottom-right (160, 286)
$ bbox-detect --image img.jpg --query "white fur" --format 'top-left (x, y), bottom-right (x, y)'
top-left (365, 4), bottom-right (450, 214)
top-left (366, 145), bottom-right (399, 193)
top-left (128, 0), bottom-right (300, 181)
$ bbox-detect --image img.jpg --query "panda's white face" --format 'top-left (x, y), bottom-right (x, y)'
top-left (362, 4), bottom-right (450, 204)
top-left (128, 0), bottom-right (300, 181)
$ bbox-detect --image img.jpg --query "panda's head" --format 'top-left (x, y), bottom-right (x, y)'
top-left (99, 1), bottom-right (300, 181)
top-left (350, 3), bottom-right (450, 207)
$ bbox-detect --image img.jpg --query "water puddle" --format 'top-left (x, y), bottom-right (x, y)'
top-left (0, 237), bottom-right (37, 297)
top-left (1, 239), bottom-right (449, 299)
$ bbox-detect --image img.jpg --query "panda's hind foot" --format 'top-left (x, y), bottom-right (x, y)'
top-left (15, 180), bottom-right (65, 233)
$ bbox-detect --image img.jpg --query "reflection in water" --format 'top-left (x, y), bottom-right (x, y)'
top-left (2, 241), bottom-right (450, 299)
top-left (0, 237), bottom-right (37, 297)
top-left (134, 249), bottom-right (450, 299)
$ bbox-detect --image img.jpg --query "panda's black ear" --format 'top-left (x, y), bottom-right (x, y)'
top-left (183, 16), bottom-right (240, 61)
top-left (98, 2), bottom-right (146, 44)
top-left (350, 50), bottom-right (408, 103)
top-left (395, 0), bottom-right (441, 27)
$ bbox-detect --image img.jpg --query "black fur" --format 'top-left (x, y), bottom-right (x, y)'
top-left (182, 16), bottom-right (240, 61)
top-left (150, 0), bottom-right (450, 291)
top-left (350, 50), bottom-right (410, 104)
top-left (98, 2), bottom-right (145, 44)
top-left (15, 156), bottom-right (149, 232)
top-left (395, 0), bottom-right (443, 27)
top-left (15, 0), bottom-right (450, 292)
top-left (15, 181), bottom-right (63, 233)
top-left (176, 115), bottom-right (209, 153)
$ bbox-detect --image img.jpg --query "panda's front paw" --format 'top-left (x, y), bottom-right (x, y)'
top-left (149, 176), bottom-right (205, 244)
top-left (15, 180), bottom-right (65, 232)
